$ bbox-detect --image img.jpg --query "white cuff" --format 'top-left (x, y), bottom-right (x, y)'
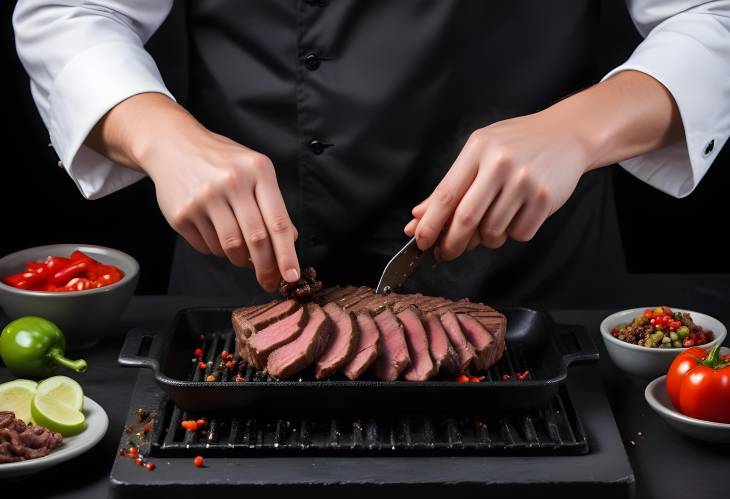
top-left (603, 25), bottom-right (730, 198)
top-left (48, 41), bottom-right (174, 199)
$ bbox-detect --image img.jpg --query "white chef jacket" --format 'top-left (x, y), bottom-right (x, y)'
top-left (12, 0), bottom-right (730, 200)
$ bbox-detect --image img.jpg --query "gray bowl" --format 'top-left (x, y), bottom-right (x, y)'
top-left (600, 307), bottom-right (727, 379)
top-left (0, 244), bottom-right (139, 349)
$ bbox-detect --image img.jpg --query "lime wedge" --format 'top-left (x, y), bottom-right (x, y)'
top-left (31, 393), bottom-right (86, 436)
top-left (35, 376), bottom-right (84, 411)
top-left (0, 379), bottom-right (38, 423)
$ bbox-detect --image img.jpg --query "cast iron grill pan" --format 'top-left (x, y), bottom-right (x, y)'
top-left (147, 385), bottom-right (589, 457)
top-left (119, 307), bottom-right (598, 413)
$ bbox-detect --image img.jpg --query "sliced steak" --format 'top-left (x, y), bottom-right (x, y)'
top-left (456, 313), bottom-right (495, 371)
top-left (246, 306), bottom-right (309, 369)
top-left (266, 303), bottom-right (332, 379)
top-left (342, 313), bottom-right (381, 380)
top-left (0, 411), bottom-right (63, 463)
top-left (233, 299), bottom-right (300, 358)
top-left (439, 310), bottom-right (476, 373)
top-left (424, 312), bottom-right (459, 374)
top-left (398, 307), bottom-right (436, 381)
top-left (315, 303), bottom-right (360, 379)
top-left (372, 308), bottom-right (411, 381)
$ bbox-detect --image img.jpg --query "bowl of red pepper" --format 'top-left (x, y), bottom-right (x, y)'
top-left (0, 244), bottom-right (139, 349)
top-left (600, 307), bottom-right (726, 379)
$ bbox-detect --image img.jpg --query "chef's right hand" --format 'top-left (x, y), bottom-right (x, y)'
top-left (86, 93), bottom-right (300, 292)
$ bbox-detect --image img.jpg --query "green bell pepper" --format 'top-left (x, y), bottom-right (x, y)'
top-left (0, 316), bottom-right (87, 379)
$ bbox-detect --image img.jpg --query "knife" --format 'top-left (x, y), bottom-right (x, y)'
top-left (375, 236), bottom-right (435, 294)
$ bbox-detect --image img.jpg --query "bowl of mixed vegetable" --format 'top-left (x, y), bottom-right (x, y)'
top-left (0, 244), bottom-right (139, 349)
top-left (600, 307), bottom-right (727, 379)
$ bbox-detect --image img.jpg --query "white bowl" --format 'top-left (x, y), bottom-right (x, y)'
top-left (645, 368), bottom-right (730, 445)
top-left (600, 307), bottom-right (726, 379)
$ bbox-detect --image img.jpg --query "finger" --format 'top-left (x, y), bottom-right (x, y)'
top-left (230, 193), bottom-right (280, 292)
top-left (404, 218), bottom-right (418, 236)
top-left (438, 167), bottom-right (502, 261)
top-left (466, 231), bottom-right (481, 252)
top-left (411, 196), bottom-right (430, 218)
top-left (480, 187), bottom-right (526, 238)
top-left (207, 200), bottom-right (250, 267)
top-left (176, 221), bottom-right (213, 256)
top-left (507, 192), bottom-right (551, 242)
top-left (187, 212), bottom-right (225, 257)
top-left (414, 145), bottom-right (480, 250)
top-left (255, 170), bottom-right (300, 284)
top-left (479, 225), bottom-right (508, 249)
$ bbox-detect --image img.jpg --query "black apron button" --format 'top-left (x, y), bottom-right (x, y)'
top-left (309, 139), bottom-right (325, 155)
top-left (308, 139), bottom-right (332, 155)
top-left (303, 53), bottom-right (321, 70)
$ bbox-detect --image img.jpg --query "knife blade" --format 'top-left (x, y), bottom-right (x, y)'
top-left (375, 236), bottom-right (435, 294)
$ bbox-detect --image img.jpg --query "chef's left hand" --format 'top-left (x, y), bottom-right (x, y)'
top-left (404, 70), bottom-right (683, 260)
top-left (404, 110), bottom-right (589, 260)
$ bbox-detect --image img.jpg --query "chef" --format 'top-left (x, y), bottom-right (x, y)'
top-left (12, 1), bottom-right (730, 306)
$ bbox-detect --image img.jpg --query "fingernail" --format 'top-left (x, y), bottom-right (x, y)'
top-left (285, 268), bottom-right (300, 282)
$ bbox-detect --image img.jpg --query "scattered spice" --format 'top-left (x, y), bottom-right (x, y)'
top-left (501, 374), bottom-right (511, 381)
top-left (135, 457), bottom-right (144, 466)
top-left (128, 446), bottom-right (139, 459)
top-left (194, 455), bottom-right (205, 468)
top-left (206, 374), bottom-right (217, 382)
top-left (225, 360), bottom-right (235, 369)
top-left (194, 348), bottom-right (203, 358)
top-left (118, 448), bottom-right (126, 456)
top-left (516, 370), bottom-right (530, 381)
top-left (145, 462), bottom-right (156, 471)
top-left (196, 419), bottom-right (207, 429)
top-left (468, 376), bottom-right (485, 383)
top-left (198, 361), bottom-right (207, 370)
top-left (235, 374), bottom-right (246, 382)
top-left (279, 266), bottom-right (323, 299)
top-left (143, 422), bottom-right (153, 433)
top-left (455, 375), bottom-right (470, 383)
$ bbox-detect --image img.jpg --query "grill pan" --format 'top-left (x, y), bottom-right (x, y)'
top-left (118, 307), bottom-right (598, 413)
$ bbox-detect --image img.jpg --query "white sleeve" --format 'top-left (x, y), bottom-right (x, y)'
top-left (13, 0), bottom-right (174, 200)
top-left (603, 0), bottom-right (730, 198)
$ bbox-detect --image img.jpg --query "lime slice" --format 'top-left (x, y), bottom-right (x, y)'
top-left (35, 376), bottom-right (84, 411)
top-left (31, 393), bottom-right (86, 436)
top-left (0, 379), bottom-right (37, 423)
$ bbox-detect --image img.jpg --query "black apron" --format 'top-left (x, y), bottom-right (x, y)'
top-left (168, 0), bottom-right (626, 308)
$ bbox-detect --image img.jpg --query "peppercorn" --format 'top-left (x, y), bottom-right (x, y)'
top-left (194, 455), bottom-right (205, 468)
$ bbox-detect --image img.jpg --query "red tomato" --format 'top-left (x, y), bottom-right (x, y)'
top-left (666, 346), bottom-right (730, 424)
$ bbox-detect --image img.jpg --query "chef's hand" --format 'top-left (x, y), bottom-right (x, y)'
top-left (405, 70), bottom-right (683, 260)
top-left (86, 93), bottom-right (300, 292)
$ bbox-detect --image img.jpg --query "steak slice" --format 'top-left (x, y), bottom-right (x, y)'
top-left (315, 303), bottom-right (360, 379)
top-left (456, 313), bottom-right (495, 371)
top-left (439, 310), bottom-right (476, 373)
top-left (246, 306), bottom-right (309, 370)
top-left (343, 313), bottom-right (381, 380)
top-left (424, 312), bottom-right (459, 374)
top-left (266, 303), bottom-right (332, 379)
top-left (372, 308), bottom-right (411, 381)
top-left (233, 299), bottom-right (299, 340)
top-left (398, 307), bottom-right (436, 381)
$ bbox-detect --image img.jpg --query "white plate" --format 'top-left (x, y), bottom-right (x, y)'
top-left (645, 354), bottom-right (730, 445)
top-left (0, 396), bottom-right (108, 481)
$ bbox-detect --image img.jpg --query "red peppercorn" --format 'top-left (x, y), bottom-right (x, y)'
top-left (194, 348), bottom-right (203, 358)
top-left (221, 350), bottom-right (229, 360)
top-left (501, 374), bottom-right (511, 381)
top-left (194, 456), bottom-right (205, 468)
top-left (455, 375), bottom-right (470, 383)
top-left (144, 422), bottom-right (153, 433)
top-left (118, 448), bottom-right (126, 456)
top-left (196, 419), bottom-right (206, 429)
top-left (145, 462), bottom-right (156, 471)
top-left (225, 361), bottom-right (235, 369)
top-left (198, 361), bottom-right (207, 370)
top-left (235, 374), bottom-right (245, 382)
top-left (135, 457), bottom-right (144, 466)
top-left (128, 446), bottom-right (139, 459)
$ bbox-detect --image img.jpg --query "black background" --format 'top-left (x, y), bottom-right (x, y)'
top-left (2, 1), bottom-right (728, 295)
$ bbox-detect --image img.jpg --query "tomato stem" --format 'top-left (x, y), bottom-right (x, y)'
top-left (700, 345), bottom-right (730, 370)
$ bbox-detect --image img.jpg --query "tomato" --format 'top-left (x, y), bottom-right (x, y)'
top-left (666, 345), bottom-right (730, 424)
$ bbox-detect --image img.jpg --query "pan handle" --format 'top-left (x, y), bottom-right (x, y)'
top-left (118, 327), bottom-right (160, 371)
top-left (555, 323), bottom-right (599, 366)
